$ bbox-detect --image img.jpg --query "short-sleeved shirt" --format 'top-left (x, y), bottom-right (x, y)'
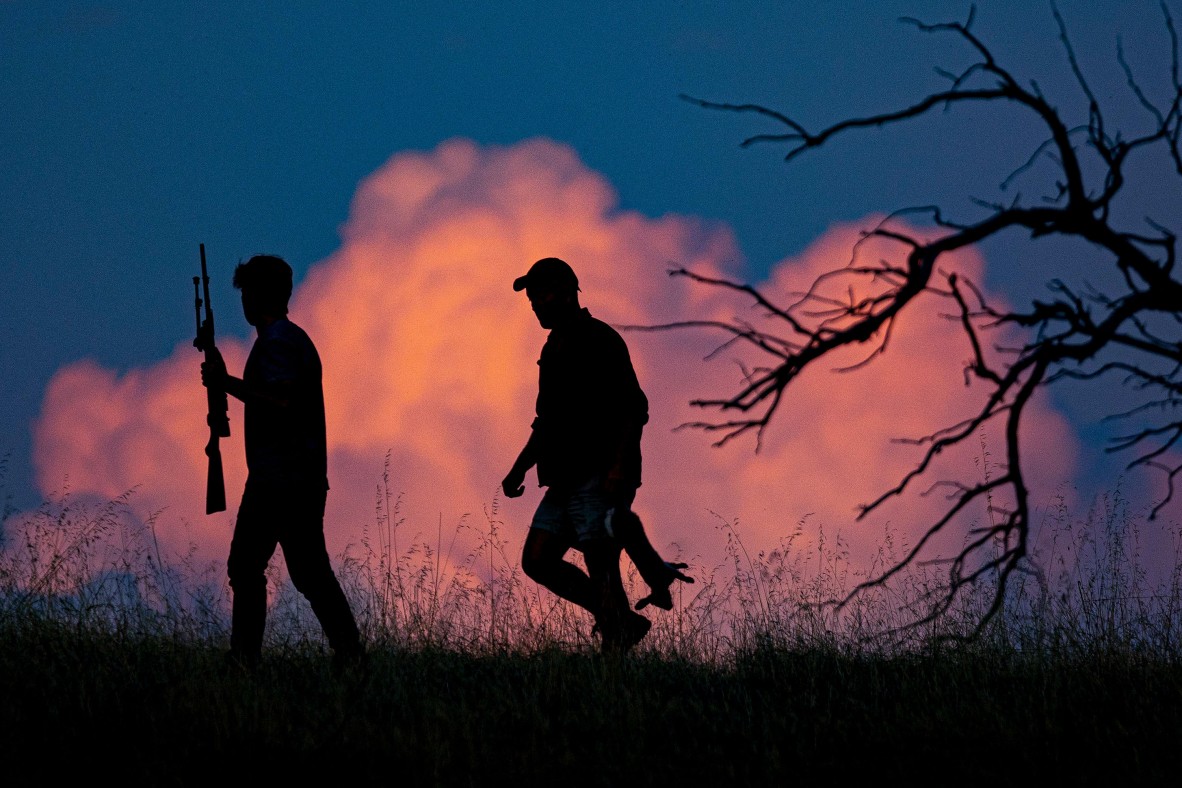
top-left (531, 307), bottom-right (649, 490)
top-left (242, 318), bottom-right (328, 489)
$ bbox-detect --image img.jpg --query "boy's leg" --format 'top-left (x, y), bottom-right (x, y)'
top-left (613, 509), bottom-right (693, 610)
top-left (227, 480), bottom-right (281, 667)
top-left (607, 488), bottom-right (693, 611)
top-left (280, 486), bottom-right (362, 660)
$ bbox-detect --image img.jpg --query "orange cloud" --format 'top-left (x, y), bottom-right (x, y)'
top-left (29, 137), bottom-right (1079, 600)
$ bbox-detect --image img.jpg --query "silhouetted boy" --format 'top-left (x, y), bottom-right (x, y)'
top-left (201, 254), bottom-right (363, 673)
top-left (502, 257), bottom-right (692, 653)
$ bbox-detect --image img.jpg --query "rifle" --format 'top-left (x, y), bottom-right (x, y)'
top-left (193, 243), bottom-right (230, 514)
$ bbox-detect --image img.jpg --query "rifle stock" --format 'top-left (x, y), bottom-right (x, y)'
top-left (205, 432), bottom-right (226, 514)
top-left (194, 243), bottom-right (229, 514)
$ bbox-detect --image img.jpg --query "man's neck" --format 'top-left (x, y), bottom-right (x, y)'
top-left (550, 305), bottom-right (585, 330)
top-left (254, 314), bottom-right (284, 333)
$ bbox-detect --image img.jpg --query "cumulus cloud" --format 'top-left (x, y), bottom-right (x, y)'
top-left (30, 137), bottom-right (1079, 591)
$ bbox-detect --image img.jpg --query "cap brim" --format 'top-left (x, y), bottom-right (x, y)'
top-left (512, 274), bottom-right (529, 292)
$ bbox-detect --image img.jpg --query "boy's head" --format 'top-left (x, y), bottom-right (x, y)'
top-left (233, 255), bottom-right (292, 324)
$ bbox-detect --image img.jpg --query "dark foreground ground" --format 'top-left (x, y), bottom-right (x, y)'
top-left (3, 621), bottom-right (1180, 786)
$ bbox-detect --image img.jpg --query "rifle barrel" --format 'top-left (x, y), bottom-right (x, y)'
top-left (200, 243), bottom-right (214, 334)
top-left (193, 277), bottom-right (202, 337)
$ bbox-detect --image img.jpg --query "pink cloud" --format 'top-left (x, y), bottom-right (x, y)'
top-left (29, 137), bottom-right (1080, 603)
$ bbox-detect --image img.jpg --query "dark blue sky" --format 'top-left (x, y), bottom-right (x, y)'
top-left (2, 1), bottom-right (1177, 512)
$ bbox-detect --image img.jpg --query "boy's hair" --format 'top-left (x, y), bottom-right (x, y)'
top-left (233, 255), bottom-right (293, 314)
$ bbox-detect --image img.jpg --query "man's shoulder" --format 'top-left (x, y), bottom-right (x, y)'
top-left (542, 309), bottom-right (629, 360)
top-left (271, 317), bottom-right (312, 340)
top-left (251, 318), bottom-right (321, 377)
top-left (578, 310), bottom-right (626, 343)
top-left (260, 318), bottom-right (316, 350)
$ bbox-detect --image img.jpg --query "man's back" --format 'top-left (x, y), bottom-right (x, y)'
top-left (533, 307), bottom-right (648, 489)
top-left (242, 317), bottom-right (328, 487)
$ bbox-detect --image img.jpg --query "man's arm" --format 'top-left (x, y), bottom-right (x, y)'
top-left (201, 346), bottom-right (297, 410)
top-left (502, 429), bottom-right (541, 499)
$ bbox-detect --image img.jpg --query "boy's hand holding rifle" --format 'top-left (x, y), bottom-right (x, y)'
top-left (194, 243), bottom-right (230, 514)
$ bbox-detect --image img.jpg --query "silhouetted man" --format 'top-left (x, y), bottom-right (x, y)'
top-left (502, 257), bottom-right (691, 653)
top-left (201, 254), bottom-right (363, 673)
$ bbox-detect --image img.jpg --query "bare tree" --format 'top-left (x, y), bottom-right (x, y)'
top-left (656, 3), bottom-right (1182, 631)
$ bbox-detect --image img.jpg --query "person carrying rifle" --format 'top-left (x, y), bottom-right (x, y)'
top-left (200, 254), bottom-right (363, 674)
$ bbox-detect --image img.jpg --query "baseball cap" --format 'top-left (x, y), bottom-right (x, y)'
top-left (512, 257), bottom-right (580, 292)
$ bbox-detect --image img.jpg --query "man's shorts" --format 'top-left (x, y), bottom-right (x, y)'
top-left (530, 477), bottom-right (619, 547)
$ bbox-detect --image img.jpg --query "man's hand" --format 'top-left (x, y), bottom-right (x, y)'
top-left (502, 468), bottom-right (526, 498)
top-left (200, 347), bottom-right (227, 390)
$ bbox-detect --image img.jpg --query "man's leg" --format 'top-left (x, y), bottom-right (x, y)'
top-left (581, 536), bottom-right (650, 653)
top-left (521, 527), bottom-right (600, 614)
top-left (522, 481), bottom-right (650, 652)
top-left (280, 486), bottom-right (362, 664)
top-left (227, 481), bottom-right (281, 668)
top-left (569, 482), bottom-right (650, 652)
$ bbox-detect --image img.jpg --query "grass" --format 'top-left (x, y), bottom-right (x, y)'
top-left (2, 457), bottom-right (1181, 784)
top-left (3, 616), bottom-right (1180, 785)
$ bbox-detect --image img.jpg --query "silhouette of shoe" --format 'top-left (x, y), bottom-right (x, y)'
top-left (599, 610), bottom-right (651, 654)
top-left (635, 587), bottom-right (673, 611)
top-left (635, 561), bottom-right (694, 611)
